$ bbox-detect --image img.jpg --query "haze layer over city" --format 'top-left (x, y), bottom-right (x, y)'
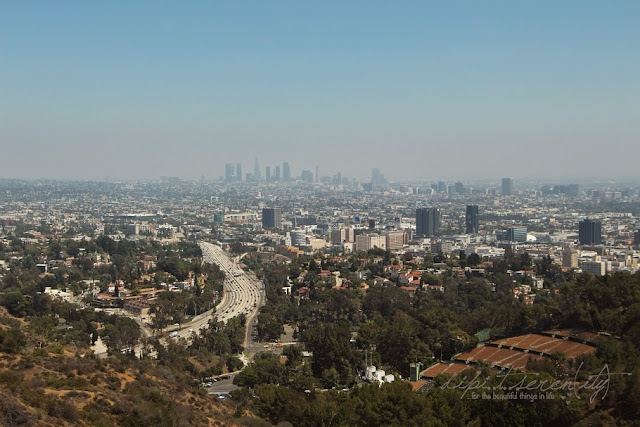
top-left (2, 2), bottom-right (639, 181)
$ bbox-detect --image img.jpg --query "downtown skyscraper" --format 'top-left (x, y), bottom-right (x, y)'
top-left (579, 219), bottom-right (602, 245)
top-left (416, 208), bottom-right (441, 237)
top-left (465, 205), bottom-right (479, 234)
top-left (254, 157), bottom-right (261, 181)
top-left (225, 163), bottom-right (235, 182)
top-left (502, 177), bottom-right (513, 196)
top-left (283, 162), bottom-right (290, 182)
top-left (262, 208), bottom-right (282, 229)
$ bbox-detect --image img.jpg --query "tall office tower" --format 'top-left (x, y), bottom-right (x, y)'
top-left (331, 229), bottom-right (347, 244)
top-left (236, 163), bottom-right (242, 182)
top-left (254, 157), bottom-right (261, 181)
top-left (385, 230), bottom-right (408, 250)
top-left (579, 219), bottom-right (602, 245)
top-left (283, 162), bottom-right (290, 182)
top-left (262, 208), bottom-right (282, 229)
top-left (562, 246), bottom-right (579, 268)
top-left (371, 168), bottom-right (387, 188)
top-left (465, 205), bottom-right (479, 234)
top-left (416, 208), bottom-right (441, 237)
top-left (225, 163), bottom-right (235, 182)
top-left (275, 166), bottom-right (281, 182)
top-left (502, 177), bottom-right (513, 196)
top-left (331, 227), bottom-right (356, 244)
top-left (634, 229), bottom-right (640, 246)
top-left (345, 227), bottom-right (356, 242)
top-left (265, 166), bottom-right (271, 183)
top-left (372, 168), bottom-right (380, 185)
top-left (301, 170), bottom-right (313, 183)
top-left (455, 182), bottom-right (464, 194)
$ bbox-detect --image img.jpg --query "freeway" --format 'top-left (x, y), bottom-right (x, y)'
top-left (160, 242), bottom-right (263, 343)
top-left (92, 242), bottom-right (263, 358)
top-left (95, 242), bottom-right (263, 361)
top-left (165, 242), bottom-right (263, 341)
top-left (199, 241), bottom-right (262, 327)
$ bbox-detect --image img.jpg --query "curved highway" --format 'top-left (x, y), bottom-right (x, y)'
top-left (163, 242), bottom-right (262, 349)
top-left (200, 241), bottom-right (262, 324)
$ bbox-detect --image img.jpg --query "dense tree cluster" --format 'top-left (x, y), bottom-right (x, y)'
top-left (2, 230), bottom-right (640, 425)
top-left (233, 249), bottom-right (640, 424)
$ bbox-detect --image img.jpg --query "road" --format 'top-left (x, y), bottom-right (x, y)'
top-left (161, 242), bottom-right (263, 343)
top-left (92, 242), bottom-right (264, 365)
top-left (199, 242), bottom-right (262, 325)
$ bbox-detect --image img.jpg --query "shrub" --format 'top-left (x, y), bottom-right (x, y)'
top-left (0, 328), bottom-right (26, 353)
top-left (45, 396), bottom-right (78, 422)
top-left (0, 370), bottom-right (24, 392)
top-left (0, 394), bottom-right (33, 426)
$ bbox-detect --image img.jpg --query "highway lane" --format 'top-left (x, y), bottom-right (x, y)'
top-left (167, 242), bottom-right (263, 343)
top-left (200, 242), bottom-right (262, 324)
top-left (92, 242), bottom-right (263, 357)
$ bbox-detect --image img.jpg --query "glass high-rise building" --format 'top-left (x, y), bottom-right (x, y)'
top-left (416, 208), bottom-right (441, 237)
top-left (579, 219), bottom-right (602, 245)
top-left (465, 205), bottom-right (479, 234)
top-left (502, 177), bottom-right (513, 195)
top-left (254, 157), bottom-right (261, 181)
top-left (262, 208), bottom-right (282, 229)
top-left (225, 163), bottom-right (235, 182)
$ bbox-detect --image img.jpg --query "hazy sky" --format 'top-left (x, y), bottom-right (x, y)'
top-left (1, 1), bottom-right (639, 181)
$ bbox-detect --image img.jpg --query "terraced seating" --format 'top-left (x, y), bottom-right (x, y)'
top-left (420, 362), bottom-right (475, 379)
top-left (423, 331), bottom-right (600, 379)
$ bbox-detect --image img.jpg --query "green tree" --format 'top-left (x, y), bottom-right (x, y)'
top-left (26, 316), bottom-right (57, 348)
top-left (302, 322), bottom-right (354, 386)
top-left (102, 317), bottom-right (140, 354)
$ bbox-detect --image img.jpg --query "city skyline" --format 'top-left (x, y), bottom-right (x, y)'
top-left (2, 2), bottom-right (639, 180)
top-left (2, 2), bottom-right (640, 423)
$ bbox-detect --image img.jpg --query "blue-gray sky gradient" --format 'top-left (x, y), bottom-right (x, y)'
top-left (1, 1), bottom-right (639, 181)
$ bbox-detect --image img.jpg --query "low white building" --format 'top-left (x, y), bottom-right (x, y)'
top-left (44, 287), bottom-right (74, 303)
